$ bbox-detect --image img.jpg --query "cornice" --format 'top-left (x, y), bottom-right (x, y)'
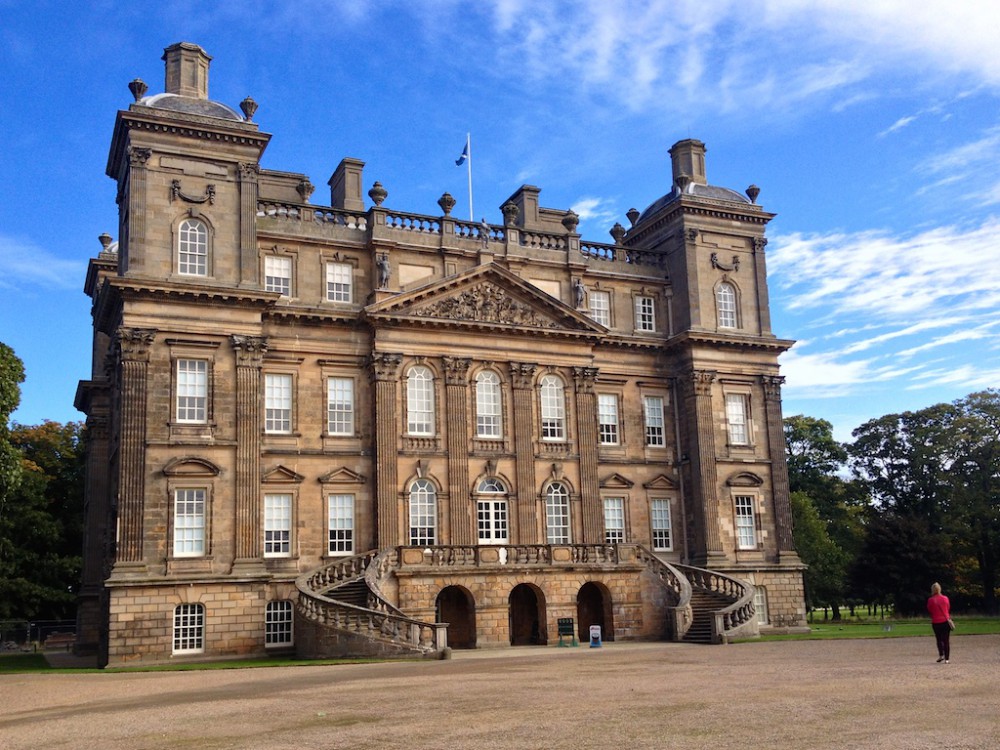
top-left (106, 276), bottom-right (279, 309)
top-left (626, 196), bottom-right (776, 248)
top-left (662, 329), bottom-right (795, 354)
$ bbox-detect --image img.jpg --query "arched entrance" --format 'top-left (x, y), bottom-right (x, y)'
top-left (577, 581), bottom-right (614, 642)
top-left (508, 583), bottom-right (547, 645)
top-left (436, 586), bottom-right (477, 649)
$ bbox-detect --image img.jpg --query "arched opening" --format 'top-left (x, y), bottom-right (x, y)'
top-left (577, 581), bottom-right (614, 642)
top-left (436, 586), bottom-right (477, 649)
top-left (508, 583), bottom-right (547, 646)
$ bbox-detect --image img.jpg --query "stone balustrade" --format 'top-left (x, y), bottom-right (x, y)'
top-left (385, 211), bottom-right (441, 234)
top-left (675, 563), bottom-right (757, 643)
top-left (395, 542), bottom-right (643, 569)
top-left (635, 545), bottom-right (693, 640)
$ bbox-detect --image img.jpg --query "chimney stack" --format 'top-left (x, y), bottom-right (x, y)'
top-left (162, 42), bottom-right (212, 99)
top-left (669, 139), bottom-right (707, 187)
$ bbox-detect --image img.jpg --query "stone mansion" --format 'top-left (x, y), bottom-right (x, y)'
top-left (76, 43), bottom-right (805, 666)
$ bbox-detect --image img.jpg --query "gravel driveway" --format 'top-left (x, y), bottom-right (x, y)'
top-left (2, 635), bottom-right (997, 749)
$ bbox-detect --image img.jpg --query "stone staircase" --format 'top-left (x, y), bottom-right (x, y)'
top-left (683, 589), bottom-right (738, 643)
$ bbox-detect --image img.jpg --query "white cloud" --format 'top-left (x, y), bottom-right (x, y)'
top-left (879, 115), bottom-right (916, 137)
top-left (0, 234), bottom-right (83, 292)
top-left (571, 197), bottom-right (618, 227)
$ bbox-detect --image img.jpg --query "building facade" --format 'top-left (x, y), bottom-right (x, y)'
top-left (76, 43), bottom-right (805, 666)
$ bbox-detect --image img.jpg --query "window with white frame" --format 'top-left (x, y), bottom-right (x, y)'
top-left (476, 477), bottom-right (508, 544)
top-left (539, 374), bottom-right (566, 441)
top-left (327, 494), bottom-right (354, 555)
top-left (589, 290), bottom-right (611, 326)
top-left (475, 371), bottom-right (502, 438)
top-left (265, 600), bottom-right (294, 646)
top-left (326, 377), bottom-right (354, 435)
top-left (634, 295), bottom-right (656, 332)
top-left (173, 488), bottom-right (205, 557)
top-left (325, 261), bottom-right (352, 303)
top-left (408, 479), bottom-right (437, 546)
top-left (644, 395), bottom-right (665, 447)
top-left (265, 373), bottom-right (293, 434)
top-left (265, 255), bottom-right (292, 296)
top-left (597, 394), bottom-right (619, 445)
top-left (725, 393), bottom-right (750, 445)
top-left (264, 493), bottom-right (291, 557)
top-left (178, 218), bottom-right (208, 276)
top-left (545, 482), bottom-right (571, 544)
top-left (735, 494), bottom-right (757, 549)
top-left (651, 498), bottom-right (673, 551)
top-left (173, 603), bottom-right (205, 654)
top-left (754, 586), bottom-right (769, 625)
top-left (176, 359), bottom-right (207, 423)
top-left (603, 497), bottom-right (625, 543)
top-left (406, 366), bottom-right (435, 435)
top-left (716, 282), bottom-right (737, 328)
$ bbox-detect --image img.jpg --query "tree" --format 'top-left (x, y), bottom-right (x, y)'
top-left (0, 342), bottom-right (25, 510)
top-left (791, 491), bottom-right (847, 613)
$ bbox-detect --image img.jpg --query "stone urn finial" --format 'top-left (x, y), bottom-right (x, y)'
top-left (609, 222), bottom-right (626, 245)
top-left (98, 232), bottom-right (113, 250)
top-left (296, 179), bottom-right (315, 201)
top-left (562, 210), bottom-right (580, 234)
top-left (626, 207), bottom-right (640, 227)
top-left (128, 78), bottom-right (148, 102)
top-left (368, 181), bottom-right (388, 206)
top-left (240, 96), bottom-right (258, 122)
top-left (438, 192), bottom-right (456, 216)
top-left (501, 201), bottom-right (520, 226)
top-left (675, 173), bottom-right (691, 194)
top-left (746, 184), bottom-right (760, 204)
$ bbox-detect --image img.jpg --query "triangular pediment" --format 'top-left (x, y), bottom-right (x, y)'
top-left (643, 474), bottom-right (678, 490)
top-left (599, 472), bottom-right (635, 489)
top-left (366, 262), bottom-right (604, 335)
top-left (319, 466), bottom-right (367, 485)
top-left (262, 465), bottom-right (305, 484)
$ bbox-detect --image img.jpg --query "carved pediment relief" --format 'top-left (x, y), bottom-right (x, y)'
top-left (319, 466), bottom-right (367, 485)
top-left (643, 474), bottom-right (678, 490)
top-left (726, 471), bottom-right (764, 487)
top-left (163, 456), bottom-right (221, 477)
top-left (262, 465), bottom-right (305, 484)
top-left (600, 472), bottom-right (635, 489)
top-left (413, 281), bottom-right (559, 328)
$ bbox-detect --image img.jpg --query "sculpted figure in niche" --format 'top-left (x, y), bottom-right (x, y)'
top-left (376, 253), bottom-right (390, 288)
top-left (574, 278), bottom-right (585, 308)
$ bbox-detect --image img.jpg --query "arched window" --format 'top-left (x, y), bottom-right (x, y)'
top-left (178, 218), bottom-right (209, 276)
top-left (716, 282), bottom-right (737, 328)
top-left (539, 375), bottom-right (566, 441)
top-left (475, 371), bottom-right (502, 438)
top-left (476, 477), bottom-right (508, 544)
top-left (545, 482), bottom-right (571, 544)
top-left (406, 365), bottom-right (435, 435)
top-left (409, 478), bottom-right (437, 546)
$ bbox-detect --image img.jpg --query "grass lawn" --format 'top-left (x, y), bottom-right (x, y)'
top-left (753, 616), bottom-right (1000, 641)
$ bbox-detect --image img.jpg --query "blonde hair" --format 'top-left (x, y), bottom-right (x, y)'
top-left (931, 582), bottom-right (942, 595)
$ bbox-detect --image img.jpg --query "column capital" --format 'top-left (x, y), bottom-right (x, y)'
top-left (231, 334), bottom-right (268, 367)
top-left (128, 147), bottom-right (152, 167)
top-left (762, 374), bottom-right (785, 401)
top-left (572, 366), bottom-right (599, 393)
top-left (443, 356), bottom-right (471, 386)
top-left (508, 361), bottom-right (537, 389)
top-left (116, 327), bottom-right (156, 361)
top-left (681, 368), bottom-right (716, 397)
top-left (371, 352), bottom-right (403, 382)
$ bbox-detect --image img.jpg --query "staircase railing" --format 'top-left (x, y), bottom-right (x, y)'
top-left (674, 563), bottom-right (757, 643)
top-left (295, 550), bottom-right (447, 654)
top-left (635, 546), bottom-right (693, 641)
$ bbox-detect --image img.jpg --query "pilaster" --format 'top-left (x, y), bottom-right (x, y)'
top-left (238, 163), bottom-right (260, 287)
top-left (125, 147), bottom-right (151, 273)
top-left (443, 357), bottom-right (472, 545)
top-left (683, 369), bottom-right (725, 565)
top-left (372, 353), bottom-right (402, 548)
top-left (763, 374), bottom-right (798, 560)
top-left (509, 362), bottom-right (537, 543)
top-left (231, 335), bottom-right (267, 572)
top-left (573, 366), bottom-right (602, 542)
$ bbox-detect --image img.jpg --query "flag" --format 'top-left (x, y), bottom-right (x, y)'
top-left (455, 142), bottom-right (468, 166)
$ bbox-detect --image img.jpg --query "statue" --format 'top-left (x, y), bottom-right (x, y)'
top-left (574, 278), bottom-right (585, 308)
top-left (376, 253), bottom-right (390, 289)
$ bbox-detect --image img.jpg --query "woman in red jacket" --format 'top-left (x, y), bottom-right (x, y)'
top-left (927, 582), bottom-right (952, 663)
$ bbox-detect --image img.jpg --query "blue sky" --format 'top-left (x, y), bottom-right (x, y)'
top-left (2, 0), bottom-right (999, 441)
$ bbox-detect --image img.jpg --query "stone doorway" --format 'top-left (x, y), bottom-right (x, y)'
top-left (436, 585), bottom-right (477, 649)
top-left (508, 583), bottom-right (547, 645)
top-left (576, 581), bottom-right (614, 642)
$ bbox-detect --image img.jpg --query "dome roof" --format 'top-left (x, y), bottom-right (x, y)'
top-left (636, 182), bottom-right (751, 224)
top-left (140, 92), bottom-right (242, 121)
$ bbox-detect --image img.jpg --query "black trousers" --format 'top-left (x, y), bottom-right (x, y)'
top-left (932, 620), bottom-right (951, 659)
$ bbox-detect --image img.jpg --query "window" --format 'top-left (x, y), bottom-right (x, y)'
top-left (545, 482), bottom-right (571, 544)
top-left (176, 359), bottom-right (207, 423)
top-left (173, 488), bottom-right (205, 557)
top-left (265, 373), bottom-right (293, 434)
top-left (264, 493), bottom-right (291, 557)
top-left (173, 603), bottom-right (205, 654)
top-left (634, 295), bottom-right (655, 332)
top-left (589, 290), bottom-right (611, 326)
top-left (644, 396), bottom-right (665, 447)
top-left (328, 494), bottom-right (354, 555)
top-left (408, 480), bottom-right (437, 546)
top-left (325, 261), bottom-right (352, 303)
top-left (717, 282), bottom-right (737, 328)
top-left (603, 497), bottom-right (625, 543)
top-left (735, 495), bottom-right (757, 549)
top-left (406, 366), bottom-right (435, 435)
top-left (540, 375), bottom-right (566, 441)
top-left (327, 377), bottom-right (354, 435)
top-left (598, 394), bottom-right (619, 445)
top-left (476, 478), bottom-right (508, 544)
top-left (726, 393), bottom-right (750, 445)
top-left (651, 499), bottom-right (672, 551)
top-left (265, 255), bottom-right (292, 296)
top-left (754, 586), bottom-right (769, 625)
top-left (178, 219), bottom-right (208, 276)
top-left (475, 371), bottom-right (502, 438)
top-left (265, 600), bottom-right (294, 646)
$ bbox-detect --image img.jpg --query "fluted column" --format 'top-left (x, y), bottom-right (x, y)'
top-left (114, 327), bottom-right (155, 568)
top-left (443, 357), bottom-right (472, 545)
top-left (573, 366), bottom-right (602, 543)
top-left (682, 369), bottom-right (724, 564)
top-left (763, 375), bottom-right (798, 559)
top-left (238, 163), bottom-right (260, 286)
top-left (231, 335), bottom-right (267, 570)
top-left (125, 147), bottom-right (151, 272)
top-left (372, 353), bottom-right (402, 548)
top-left (509, 362), bottom-right (537, 543)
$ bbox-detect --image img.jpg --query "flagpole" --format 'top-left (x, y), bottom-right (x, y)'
top-left (466, 132), bottom-right (474, 221)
